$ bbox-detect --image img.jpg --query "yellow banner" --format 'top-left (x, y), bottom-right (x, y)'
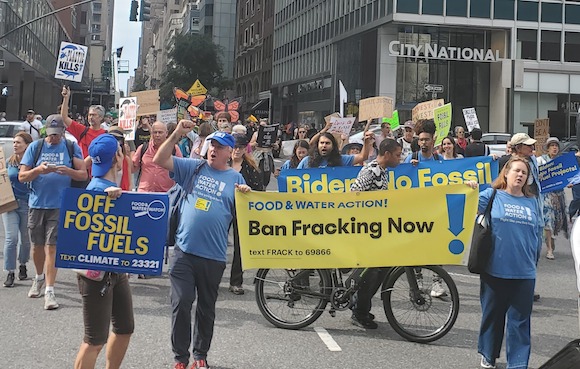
top-left (236, 185), bottom-right (478, 270)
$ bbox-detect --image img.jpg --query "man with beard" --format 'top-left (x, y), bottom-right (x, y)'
top-left (404, 120), bottom-right (441, 164)
top-left (297, 131), bottom-right (374, 168)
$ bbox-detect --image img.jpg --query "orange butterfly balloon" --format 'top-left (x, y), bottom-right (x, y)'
top-left (214, 98), bottom-right (240, 122)
top-left (173, 88), bottom-right (206, 119)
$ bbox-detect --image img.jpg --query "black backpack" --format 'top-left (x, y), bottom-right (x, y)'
top-left (412, 151), bottom-right (441, 161)
top-left (31, 138), bottom-right (89, 188)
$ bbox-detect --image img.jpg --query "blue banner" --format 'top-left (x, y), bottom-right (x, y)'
top-left (56, 188), bottom-right (169, 275)
top-left (278, 156), bottom-right (499, 193)
top-left (539, 152), bottom-right (580, 193)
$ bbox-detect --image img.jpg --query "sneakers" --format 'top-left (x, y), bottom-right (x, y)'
top-left (28, 277), bottom-right (45, 298)
top-left (228, 285), bottom-right (245, 295)
top-left (18, 265), bottom-right (28, 280)
top-left (173, 363), bottom-right (187, 369)
top-left (192, 359), bottom-right (209, 369)
top-left (3, 272), bottom-right (15, 287)
top-left (351, 314), bottom-right (378, 329)
top-left (430, 279), bottom-right (447, 297)
top-left (44, 291), bottom-right (59, 310)
top-left (546, 252), bottom-right (555, 260)
top-left (480, 355), bottom-right (496, 368)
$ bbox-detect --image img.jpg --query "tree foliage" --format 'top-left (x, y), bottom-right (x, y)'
top-left (160, 33), bottom-right (226, 105)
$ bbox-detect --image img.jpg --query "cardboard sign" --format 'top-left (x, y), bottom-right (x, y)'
top-left (0, 146), bottom-right (18, 214)
top-left (157, 108), bottom-right (177, 124)
top-left (434, 103), bottom-right (453, 146)
top-left (328, 117), bottom-right (356, 136)
top-left (54, 42), bottom-right (88, 83)
top-left (282, 140), bottom-right (299, 157)
top-left (186, 79), bottom-right (208, 96)
top-left (412, 99), bottom-right (445, 122)
top-left (118, 97), bottom-right (138, 131)
top-left (56, 189), bottom-right (169, 275)
top-left (462, 108), bottom-right (480, 132)
top-left (382, 110), bottom-right (400, 130)
top-left (324, 112), bottom-right (341, 125)
top-left (132, 90), bottom-right (160, 116)
top-left (534, 119), bottom-right (550, 156)
top-left (257, 124), bottom-right (279, 148)
top-left (358, 97), bottom-right (394, 123)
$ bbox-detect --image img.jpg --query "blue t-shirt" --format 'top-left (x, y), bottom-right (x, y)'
top-left (478, 188), bottom-right (541, 279)
top-left (87, 177), bottom-right (117, 192)
top-left (403, 152), bottom-right (440, 163)
top-left (20, 139), bottom-right (83, 209)
top-left (171, 157), bottom-right (246, 262)
top-left (6, 161), bottom-right (29, 201)
top-left (281, 160), bottom-right (292, 171)
top-left (297, 154), bottom-right (355, 168)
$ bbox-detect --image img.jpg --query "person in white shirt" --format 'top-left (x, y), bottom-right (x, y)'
top-left (20, 109), bottom-right (44, 140)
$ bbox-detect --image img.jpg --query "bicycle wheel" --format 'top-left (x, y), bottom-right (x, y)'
top-left (381, 266), bottom-right (459, 343)
top-left (255, 268), bottom-right (330, 330)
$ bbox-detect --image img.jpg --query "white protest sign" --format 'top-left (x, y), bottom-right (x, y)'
top-left (118, 97), bottom-right (138, 133)
top-left (157, 108), bottom-right (177, 124)
top-left (328, 117), bottom-right (356, 136)
top-left (54, 42), bottom-right (88, 83)
top-left (462, 108), bottom-right (480, 132)
top-left (282, 140), bottom-right (299, 157)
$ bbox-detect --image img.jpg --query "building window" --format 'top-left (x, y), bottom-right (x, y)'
top-left (470, 0), bottom-right (491, 18)
top-left (93, 2), bottom-right (102, 12)
top-left (397, 0), bottom-right (419, 14)
top-left (565, 32), bottom-right (580, 62)
top-left (517, 29), bottom-right (537, 60)
top-left (423, 0), bottom-right (443, 15)
top-left (566, 4), bottom-right (580, 25)
top-left (205, 4), bottom-right (213, 16)
top-left (541, 2), bottom-right (562, 23)
top-left (91, 34), bottom-right (101, 41)
top-left (93, 14), bottom-right (101, 22)
top-left (494, 0), bottom-right (515, 20)
top-left (387, 0), bottom-right (393, 15)
top-left (446, 0), bottom-right (468, 17)
top-left (541, 30), bottom-right (561, 62)
top-left (81, 11), bottom-right (87, 24)
top-left (517, 0), bottom-right (538, 22)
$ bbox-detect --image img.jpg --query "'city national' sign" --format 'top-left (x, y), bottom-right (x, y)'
top-left (388, 41), bottom-right (501, 62)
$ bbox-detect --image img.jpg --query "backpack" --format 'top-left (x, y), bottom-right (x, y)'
top-left (165, 160), bottom-right (206, 262)
top-left (31, 138), bottom-right (88, 188)
top-left (135, 141), bottom-right (176, 189)
top-left (412, 151), bottom-right (440, 161)
top-left (177, 136), bottom-right (193, 158)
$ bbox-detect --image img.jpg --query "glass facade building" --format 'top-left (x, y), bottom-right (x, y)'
top-left (272, 0), bottom-right (580, 137)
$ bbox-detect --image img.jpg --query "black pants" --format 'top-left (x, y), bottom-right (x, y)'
top-left (170, 248), bottom-right (226, 365)
top-left (258, 155), bottom-right (274, 188)
top-left (353, 268), bottom-right (389, 318)
top-left (229, 220), bottom-right (243, 286)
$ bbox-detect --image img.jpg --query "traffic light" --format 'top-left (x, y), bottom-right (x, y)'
top-left (0, 84), bottom-right (13, 97)
top-left (139, 0), bottom-right (151, 21)
top-left (129, 0), bottom-right (138, 22)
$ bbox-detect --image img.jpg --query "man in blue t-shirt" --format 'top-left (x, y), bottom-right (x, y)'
top-left (297, 130), bottom-right (374, 168)
top-left (404, 119), bottom-right (441, 164)
top-left (153, 120), bottom-right (250, 369)
top-left (19, 114), bottom-right (86, 310)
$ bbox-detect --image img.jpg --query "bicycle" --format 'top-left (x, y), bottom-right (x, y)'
top-left (254, 265), bottom-right (459, 343)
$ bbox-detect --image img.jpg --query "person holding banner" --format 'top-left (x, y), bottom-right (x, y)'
top-left (454, 126), bottom-right (468, 152)
top-left (464, 128), bottom-right (490, 157)
top-left (404, 120), bottom-right (441, 164)
top-left (349, 138), bottom-right (402, 329)
top-left (61, 86), bottom-right (107, 159)
top-left (397, 121), bottom-right (415, 162)
top-left (3, 132), bottom-right (33, 287)
top-left (74, 134), bottom-right (134, 369)
top-left (537, 138), bottom-right (569, 260)
top-left (275, 140), bottom-right (310, 177)
top-left (250, 118), bottom-right (279, 187)
top-left (19, 114), bottom-right (87, 310)
top-left (476, 157), bottom-right (541, 369)
top-left (439, 135), bottom-right (464, 160)
top-left (297, 131), bottom-right (374, 168)
top-left (153, 120), bottom-right (251, 369)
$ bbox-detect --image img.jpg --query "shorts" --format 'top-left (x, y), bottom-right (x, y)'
top-left (78, 273), bottom-right (135, 345)
top-left (28, 208), bottom-right (59, 246)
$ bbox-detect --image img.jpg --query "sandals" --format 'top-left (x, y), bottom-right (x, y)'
top-left (546, 252), bottom-right (555, 260)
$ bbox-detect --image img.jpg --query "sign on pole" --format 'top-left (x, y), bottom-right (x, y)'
top-left (132, 90), bottom-right (160, 116)
top-left (462, 108), bottom-right (480, 132)
top-left (424, 84), bottom-right (444, 93)
top-left (534, 118), bottom-right (550, 156)
top-left (157, 108), bottom-right (178, 124)
top-left (186, 79), bottom-right (207, 96)
top-left (358, 96), bottom-right (394, 123)
top-left (434, 103), bottom-right (453, 146)
top-left (54, 42), bottom-right (88, 83)
top-left (118, 97), bottom-right (138, 137)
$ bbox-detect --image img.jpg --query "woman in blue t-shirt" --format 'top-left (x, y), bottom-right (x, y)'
top-left (476, 156), bottom-right (541, 369)
top-left (3, 132), bottom-right (33, 287)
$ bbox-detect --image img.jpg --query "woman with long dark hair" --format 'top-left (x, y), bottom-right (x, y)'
top-left (282, 140), bottom-right (310, 170)
top-left (439, 135), bottom-right (464, 160)
top-left (3, 132), bottom-right (33, 287)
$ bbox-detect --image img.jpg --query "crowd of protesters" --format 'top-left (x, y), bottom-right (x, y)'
top-left (3, 94), bottom-right (579, 369)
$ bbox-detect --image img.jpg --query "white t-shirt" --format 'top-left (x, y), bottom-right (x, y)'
top-left (397, 137), bottom-right (413, 162)
top-left (20, 119), bottom-right (43, 140)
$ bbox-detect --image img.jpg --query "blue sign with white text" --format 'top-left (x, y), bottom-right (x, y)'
top-left (55, 188), bottom-right (169, 275)
top-left (539, 152), bottom-right (580, 193)
top-left (278, 156), bottom-right (498, 193)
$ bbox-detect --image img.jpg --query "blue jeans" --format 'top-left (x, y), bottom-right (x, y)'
top-left (2, 198), bottom-right (31, 271)
top-left (478, 273), bottom-right (535, 369)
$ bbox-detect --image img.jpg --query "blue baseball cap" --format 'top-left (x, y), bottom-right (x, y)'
top-left (89, 134), bottom-right (119, 177)
top-left (206, 131), bottom-right (235, 148)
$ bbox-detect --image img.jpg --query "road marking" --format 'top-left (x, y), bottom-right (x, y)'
top-left (314, 327), bottom-right (342, 352)
top-left (448, 272), bottom-right (479, 280)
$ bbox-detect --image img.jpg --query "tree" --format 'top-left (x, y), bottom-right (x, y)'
top-left (159, 33), bottom-right (225, 105)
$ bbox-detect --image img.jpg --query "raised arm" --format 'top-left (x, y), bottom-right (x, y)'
top-left (353, 131), bottom-right (375, 165)
top-left (60, 86), bottom-right (73, 128)
top-left (153, 119), bottom-right (194, 172)
top-left (309, 120), bottom-right (333, 146)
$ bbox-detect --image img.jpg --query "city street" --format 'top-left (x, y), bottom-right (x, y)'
top-left (0, 187), bottom-right (578, 369)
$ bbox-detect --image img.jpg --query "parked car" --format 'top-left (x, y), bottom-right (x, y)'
top-left (348, 124), bottom-right (382, 144)
top-left (0, 121), bottom-right (78, 160)
top-left (481, 133), bottom-right (511, 156)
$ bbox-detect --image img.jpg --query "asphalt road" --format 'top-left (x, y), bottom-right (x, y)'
top-left (0, 173), bottom-right (578, 369)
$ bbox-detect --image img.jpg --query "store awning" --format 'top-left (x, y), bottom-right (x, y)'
top-left (250, 99), bottom-right (270, 117)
